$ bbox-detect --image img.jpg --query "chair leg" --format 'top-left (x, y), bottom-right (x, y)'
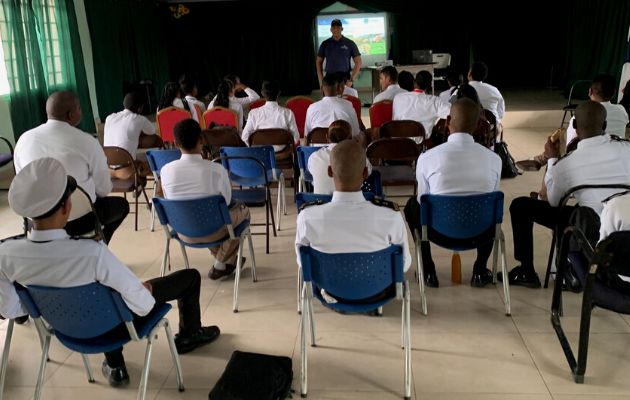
top-left (179, 243), bottom-right (190, 269)
top-left (306, 285), bottom-right (316, 347)
top-left (33, 334), bottom-right (51, 400)
top-left (164, 320), bottom-right (185, 392)
top-left (500, 232), bottom-right (511, 316)
top-left (137, 335), bottom-right (155, 400)
top-left (267, 187), bottom-right (277, 238)
top-left (81, 354), bottom-right (95, 383)
top-left (414, 235), bottom-right (428, 315)
top-left (161, 237), bottom-right (170, 277)
top-left (276, 181), bottom-right (282, 231)
top-left (297, 266), bottom-right (303, 314)
top-left (247, 230), bottom-right (257, 283)
top-left (300, 284), bottom-right (309, 398)
top-left (403, 281), bottom-right (411, 400)
top-left (0, 320), bottom-right (14, 400)
top-left (491, 237), bottom-right (499, 284)
top-left (150, 203), bottom-right (156, 232)
top-left (264, 196), bottom-right (270, 254)
top-left (544, 235), bottom-right (557, 289)
top-left (282, 179), bottom-right (287, 216)
top-left (134, 190), bottom-right (139, 231)
top-left (233, 236), bottom-right (245, 313)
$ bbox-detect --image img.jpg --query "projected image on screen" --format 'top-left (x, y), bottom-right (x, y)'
top-left (316, 13), bottom-right (388, 65)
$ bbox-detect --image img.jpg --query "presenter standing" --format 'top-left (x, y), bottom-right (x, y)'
top-left (316, 19), bottom-right (362, 87)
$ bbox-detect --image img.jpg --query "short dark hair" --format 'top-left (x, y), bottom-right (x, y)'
top-left (415, 70), bottom-right (433, 91)
top-left (591, 74), bottom-right (616, 100)
top-left (174, 119), bottom-right (201, 150)
top-left (446, 71), bottom-right (463, 87)
top-left (470, 62), bottom-right (488, 81)
top-left (224, 74), bottom-right (239, 86)
top-left (123, 91), bottom-right (145, 113)
top-left (398, 71), bottom-right (414, 91)
top-left (179, 77), bottom-right (196, 95)
top-left (328, 119), bottom-right (352, 143)
top-left (322, 74), bottom-right (339, 89)
top-left (380, 66), bottom-right (398, 83)
top-left (261, 80), bottom-right (280, 100)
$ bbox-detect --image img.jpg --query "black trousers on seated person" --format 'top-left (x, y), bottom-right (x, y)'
top-left (104, 269), bottom-right (201, 368)
top-left (65, 196), bottom-right (129, 244)
top-left (404, 196), bottom-right (494, 274)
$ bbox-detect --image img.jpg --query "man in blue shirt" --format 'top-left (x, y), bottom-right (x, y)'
top-left (316, 19), bottom-right (362, 87)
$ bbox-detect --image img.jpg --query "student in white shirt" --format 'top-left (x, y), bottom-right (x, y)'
top-left (241, 80), bottom-right (299, 159)
top-left (438, 71), bottom-right (463, 105)
top-left (392, 70), bottom-right (451, 136)
top-left (600, 192), bottom-right (630, 241)
top-left (398, 70), bottom-right (415, 92)
top-left (1, 157), bottom-right (220, 388)
top-left (104, 92), bottom-right (162, 179)
top-left (180, 77), bottom-right (206, 123)
top-left (404, 99), bottom-right (502, 288)
top-left (157, 81), bottom-right (187, 112)
top-left (467, 62), bottom-right (505, 124)
top-left (208, 80), bottom-right (245, 133)
top-left (160, 119), bottom-right (250, 281)
top-left (305, 74), bottom-right (362, 139)
top-left (14, 91), bottom-right (128, 244)
top-left (373, 66), bottom-right (407, 104)
top-left (218, 74), bottom-right (260, 117)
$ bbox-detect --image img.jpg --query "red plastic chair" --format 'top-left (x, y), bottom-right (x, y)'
top-left (156, 107), bottom-right (192, 144)
top-left (369, 100), bottom-right (393, 129)
top-left (203, 106), bottom-right (239, 130)
top-left (342, 94), bottom-right (362, 122)
top-left (286, 96), bottom-right (314, 139)
top-left (249, 98), bottom-right (266, 111)
top-left (193, 104), bottom-right (205, 128)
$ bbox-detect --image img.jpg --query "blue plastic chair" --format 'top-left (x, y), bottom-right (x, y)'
top-left (153, 195), bottom-right (256, 312)
top-left (361, 170), bottom-right (383, 197)
top-left (416, 192), bottom-right (509, 316)
top-left (298, 245), bottom-right (411, 399)
top-left (146, 149), bottom-right (181, 231)
top-left (13, 282), bottom-right (184, 400)
top-left (296, 146), bottom-right (321, 192)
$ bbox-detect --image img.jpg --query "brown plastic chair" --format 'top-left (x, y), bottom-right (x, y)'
top-left (380, 120), bottom-right (426, 139)
top-left (103, 146), bottom-right (150, 231)
top-left (306, 127), bottom-right (329, 146)
top-left (366, 138), bottom-right (419, 197)
top-left (201, 127), bottom-right (244, 160)
top-left (249, 129), bottom-right (297, 199)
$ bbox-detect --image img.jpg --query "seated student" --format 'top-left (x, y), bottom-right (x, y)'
top-left (0, 157), bottom-right (219, 387)
top-left (241, 80), bottom-right (299, 159)
top-left (14, 91), bottom-right (129, 244)
top-left (438, 71), bottom-right (463, 105)
top-left (619, 79), bottom-right (630, 120)
top-left (397, 70), bottom-right (415, 92)
top-left (404, 99), bottom-right (502, 288)
top-left (341, 72), bottom-right (359, 98)
top-left (373, 66), bottom-right (407, 103)
top-left (467, 62), bottom-right (505, 125)
top-left (179, 76), bottom-right (206, 123)
top-left (157, 81), bottom-right (187, 112)
top-left (160, 119), bottom-right (250, 280)
top-left (504, 101), bottom-right (630, 288)
top-left (305, 74), bottom-right (362, 139)
top-left (208, 80), bottom-right (245, 133)
top-left (308, 120), bottom-right (372, 195)
top-left (600, 191), bottom-right (630, 241)
top-left (220, 74), bottom-right (260, 116)
top-left (104, 91), bottom-right (163, 179)
top-left (296, 140), bottom-right (411, 288)
top-left (393, 70), bottom-right (451, 137)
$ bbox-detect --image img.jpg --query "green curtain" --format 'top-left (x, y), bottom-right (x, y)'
top-left (0, 0), bottom-right (95, 139)
top-left (83, 0), bottom-right (170, 121)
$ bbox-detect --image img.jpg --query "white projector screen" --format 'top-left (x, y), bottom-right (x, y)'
top-left (315, 13), bottom-right (389, 68)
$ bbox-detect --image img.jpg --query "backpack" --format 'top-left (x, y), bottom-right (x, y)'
top-left (594, 231), bottom-right (630, 295)
top-left (495, 140), bottom-right (521, 179)
top-left (209, 351), bottom-right (293, 400)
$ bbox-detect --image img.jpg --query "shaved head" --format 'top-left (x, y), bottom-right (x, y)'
top-left (574, 100), bottom-right (607, 140)
top-left (448, 98), bottom-right (480, 134)
top-left (329, 139), bottom-right (367, 191)
top-left (46, 91), bottom-right (82, 125)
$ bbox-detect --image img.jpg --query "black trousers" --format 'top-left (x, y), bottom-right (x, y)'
top-left (404, 197), bottom-right (494, 274)
top-left (65, 196), bottom-right (129, 244)
top-left (104, 269), bottom-right (201, 368)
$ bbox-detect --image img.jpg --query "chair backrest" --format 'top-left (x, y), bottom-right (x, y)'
top-left (306, 127), bottom-right (329, 145)
top-left (366, 138), bottom-right (420, 163)
top-left (299, 245), bottom-right (404, 300)
top-left (248, 128), bottom-right (294, 148)
top-left (380, 120), bottom-right (426, 139)
top-left (219, 146), bottom-right (276, 180)
top-left (296, 146), bottom-right (322, 181)
top-left (361, 170), bottom-right (383, 196)
top-left (103, 146), bottom-right (135, 170)
top-left (559, 184), bottom-right (630, 208)
top-left (14, 282), bottom-right (134, 339)
top-left (153, 195), bottom-right (233, 238)
top-left (156, 106), bottom-right (192, 144)
top-left (567, 80), bottom-right (592, 105)
top-left (295, 191), bottom-right (376, 211)
top-left (420, 192), bottom-right (504, 240)
top-left (194, 104), bottom-right (205, 129)
top-left (369, 100), bottom-right (393, 129)
top-left (146, 149), bottom-right (182, 175)
top-left (432, 53), bottom-right (451, 69)
top-left (342, 94), bottom-right (362, 123)
top-left (286, 96), bottom-right (315, 138)
top-left (203, 106), bottom-right (238, 129)
top-left (249, 98), bottom-right (267, 111)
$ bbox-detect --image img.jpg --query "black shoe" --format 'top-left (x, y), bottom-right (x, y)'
top-left (175, 326), bottom-right (221, 354)
top-left (14, 315), bottom-right (29, 325)
top-left (497, 266), bottom-right (541, 288)
top-left (208, 257), bottom-right (245, 280)
top-left (425, 272), bottom-right (439, 288)
top-left (471, 269), bottom-right (493, 288)
top-left (563, 261), bottom-right (583, 293)
top-left (101, 360), bottom-right (130, 387)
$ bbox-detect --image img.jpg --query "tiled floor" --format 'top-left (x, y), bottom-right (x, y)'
top-left (1, 118), bottom-right (629, 400)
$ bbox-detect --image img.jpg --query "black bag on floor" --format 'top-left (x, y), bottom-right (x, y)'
top-left (209, 351), bottom-right (293, 400)
top-left (495, 141), bottom-right (521, 178)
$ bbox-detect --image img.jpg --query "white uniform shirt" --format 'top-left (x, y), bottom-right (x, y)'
top-left (295, 191), bottom-right (411, 271)
top-left (566, 102), bottom-right (629, 146)
top-left (183, 95), bottom-right (206, 123)
top-left (307, 143), bottom-right (373, 195)
top-left (343, 86), bottom-right (358, 98)
top-left (438, 87), bottom-right (457, 104)
top-left (241, 101), bottom-right (299, 151)
top-left (211, 88), bottom-right (260, 114)
top-left (160, 153), bottom-right (232, 203)
top-left (14, 120), bottom-right (112, 202)
top-left (599, 192), bottom-right (630, 241)
top-left (468, 80), bottom-right (505, 122)
top-left (0, 229), bottom-right (154, 319)
top-left (392, 90), bottom-right (451, 136)
top-left (305, 96), bottom-right (361, 138)
top-left (373, 84), bottom-right (407, 104)
top-left (207, 98), bottom-right (245, 133)
top-left (104, 109), bottom-right (156, 159)
top-left (545, 134), bottom-right (630, 215)
top-left (416, 132), bottom-right (502, 202)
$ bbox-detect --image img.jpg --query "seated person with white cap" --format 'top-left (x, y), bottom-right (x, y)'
top-left (0, 158), bottom-right (220, 387)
